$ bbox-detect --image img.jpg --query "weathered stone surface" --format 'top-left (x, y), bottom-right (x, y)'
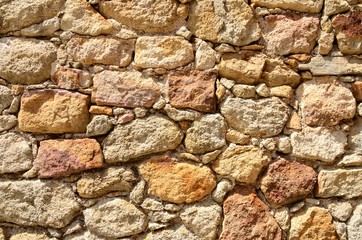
top-left (89, 106), bottom-right (113, 116)
top-left (51, 65), bottom-right (92, 90)
top-left (195, 41), bottom-right (217, 70)
top-left (137, 224), bottom-right (200, 240)
top-left (8, 229), bottom-right (51, 240)
top-left (185, 114), bottom-right (227, 154)
top-left (99, 0), bottom-right (187, 34)
top-left (64, 230), bottom-right (107, 240)
top-left (351, 81), bottom-right (362, 101)
top-left (0, 85), bottom-right (13, 112)
top-left (187, 0), bottom-right (261, 46)
top-left (325, 0), bottom-right (351, 16)
top-left (66, 37), bottom-right (134, 66)
top-left (0, 229), bottom-right (4, 240)
top-left (338, 154), bottom-right (362, 167)
top-left (20, 17), bottom-right (60, 37)
top-left (348, 203), bottom-right (362, 240)
top-left (231, 84), bottom-right (256, 99)
top-left (318, 31), bottom-right (335, 55)
top-left (259, 13), bottom-right (319, 55)
top-left (168, 70), bottom-right (216, 113)
top-left (299, 56), bottom-right (362, 75)
top-left (18, 90), bottom-right (90, 133)
top-left (252, 0), bottom-right (323, 12)
top-left (213, 145), bottom-right (269, 184)
top-left (139, 156), bottom-right (216, 204)
top-left (225, 130), bottom-right (250, 145)
top-left (317, 169), bottom-right (362, 198)
top-left (221, 187), bottom-right (282, 240)
top-left (0, 180), bottom-right (80, 228)
top-left (0, 38), bottom-right (57, 84)
top-left (289, 207), bottom-right (337, 240)
top-left (260, 159), bottom-right (317, 207)
top-left (164, 104), bottom-right (201, 121)
top-left (103, 115), bottom-right (183, 162)
top-left (327, 201), bottom-right (353, 222)
top-left (86, 115), bottom-right (113, 137)
top-left (84, 198), bottom-right (147, 238)
top-left (220, 97), bottom-right (289, 137)
top-left (212, 179), bottom-right (234, 203)
top-left (134, 36), bottom-right (194, 69)
top-left (347, 118), bottom-right (362, 154)
top-left (261, 59), bottom-right (301, 87)
top-left (296, 77), bottom-right (356, 126)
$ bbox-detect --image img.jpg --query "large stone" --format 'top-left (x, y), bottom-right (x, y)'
top-left (0, 85), bottom-right (13, 112)
top-left (18, 90), bottom-right (90, 133)
top-left (251, 0), bottom-right (323, 12)
top-left (221, 187), bottom-right (282, 240)
top-left (102, 115), bottom-right (183, 162)
top-left (261, 59), bottom-right (301, 87)
top-left (66, 36), bottom-right (134, 66)
top-left (296, 77), bottom-right (356, 127)
top-left (0, 180), bottom-right (80, 228)
top-left (299, 56), bottom-right (362, 75)
top-left (212, 145), bottom-right (269, 184)
top-left (220, 97), bottom-right (289, 137)
top-left (99, 0), bottom-right (187, 34)
top-left (139, 156), bottom-right (216, 204)
top-left (0, 38), bottom-right (57, 84)
top-left (134, 36), bottom-right (194, 69)
top-left (348, 203), bottom-right (362, 240)
top-left (187, 0), bottom-right (261, 46)
top-left (84, 198), bottom-right (147, 238)
top-left (137, 224), bottom-right (200, 240)
top-left (349, 118), bottom-right (362, 154)
top-left (260, 159), bottom-right (317, 207)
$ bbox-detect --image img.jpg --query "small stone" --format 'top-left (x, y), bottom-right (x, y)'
top-left (301, 71), bottom-right (313, 80)
top-left (216, 81), bottom-right (227, 101)
top-left (277, 136), bottom-right (292, 154)
top-left (149, 211), bottom-right (178, 223)
top-left (212, 179), bottom-right (234, 203)
top-left (153, 98), bottom-right (166, 110)
top-left (274, 207), bottom-right (290, 231)
top-left (195, 41), bottom-right (217, 70)
top-left (351, 81), bottom-right (362, 101)
top-left (176, 26), bottom-right (193, 40)
top-left (51, 65), bottom-right (92, 90)
top-left (327, 202), bottom-right (353, 222)
top-left (215, 43), bottom-right (236, 53)
top-left (270, 85), bottom-right (294, 99)
top-left (0, 85), bottom-right (13, 113)
top-left (8, 229), bottom-right (51, 240)
top-left (20, 16), bottom-right (60, 37)
top-left (134, 107), bottom-right (148, 118)
top-left (286, 111), bottom-right (302, 130)
top-left (117, 112), bottom-right (135, 124)
top-left (319, 31), bottom-right (335, 55)
top-left (86, 115), bottom-right (113, 136)
top-left (163, 105), bottom-right (201, 121)
top-left (338, 154), bottom-right (362, 167)
top-left (335, 222), bottom-right (348, 240)
top-left (0, 228), bottom-right (3, 240)
top-left (260, 138), bottom-right (277, 151)
top-left (225, 130), bottom-right (250, 145)
top-left (130, 180), bottom-right (146, 205)
top-left (137, 224), bottom-right (199, 240)
top-left (148, 223), bottom-right (168, 231)
top-left (0, 115), bottom-right (17, 132)
top-left (299, 56), bottom-right (362, 75)
top-left (348, 203), bottom-right (362, 240)
top-left (251, 0), bottom-right (323, 12)
top-left (201, 150), bottom-right (222, 164)
top-left (89, 106), bottom-right (113, 115)
top-left (220, 78), bottom-right (235, 89)
top-left (141, 198), bottom-right (164, 211)
top-left (290, 201), bottom-right (306, 213)
top-left (261, 59), bottom-right (301, 87)
top-left (324, 0), bottom-right (351, 15)
top-left (231, 84), bottom-right (256, 98)
top-left (179, 152), bottom-right (200, 162)
top-left (64, 230), bottom-right (107, 240)
top-left (347, 118), bottom-right (362, 154)
top-left (256, 83), bottom-right (271, 97)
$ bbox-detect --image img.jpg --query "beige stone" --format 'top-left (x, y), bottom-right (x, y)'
top-left (9, 229), bottom-right (51, 240)
top-left (137, 225), bottom-right (200, 240)
top-left (64, 230), bottom-right (107, 240)
top-left (318, 31), bottom-right (335, 55)
top-left (348, 203), bottom-right (362, 240)
top-left (0, 85), bottom-right (13, 112)
top-left (286, 111), bottom-right (302, 130)
top-left (225, 130), bottom-right (250, 145)
top-left (20, 17), bottom-right (61, 37)
top-left (231, 84), bottom-right (256, 98)
top-left (86, 115), bottom-right (113, 137)
top-left (251, 0), bottom-right (323, 13)
top-left (0, 115), bottom-right (17, 132)
top-left (51, 65), bottom-right (92, 90)
top-left (261, 59), bottom-right (301, 87)
top-left (299, 56), bottom-right (362, 75)
top-left (270, 86), bottom-right (294, 99)
top-left (325, 0), bottom-right (351, 16)
top-left (195, 41), bottom-right (217, 70)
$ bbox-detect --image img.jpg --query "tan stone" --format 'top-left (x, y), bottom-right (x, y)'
top-left (0, 85), bottom-right (13, 113)
top-left (251, 0), bottom-right (323, 13)
top-left (286, 111), bottom-right (302, 130)
top-left (225, 130), bottom-right (250, 145)
top-left (261, 59), bottom-right (301, 87)
top-left (318, 31), bottom-right (335, 55)
top-left (137, 225), bottom-right (200, 240)
top-left (231, 84), bottom-right (256, 98)
top-left (270, 86), bottom-right (294, 99)
top-left (9, 229), bottom-right (50, 240)
top-left (89, 106), bottom-right (113, 115)
top-left (20, 17), bottom-right (61, 37)
top-left (299, 56), bottom-right (362, 75)
top-left (51, 65), bottom-right (92, 90)
top-left (348, 203), bottom-right (362, 240)
top-left (0, 115), bottom-right (17, 132)
top-left (325, 0), bottom-right (351, 16)
top-left (195, 41), bottom-right (217, 70)
top-left (349, 118), bottom-right (362, 154)
top-left (351, 81), bottom-right (362, 101)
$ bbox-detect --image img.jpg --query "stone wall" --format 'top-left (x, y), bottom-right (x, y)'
top-left (0, 0), bottom-right (361, 239)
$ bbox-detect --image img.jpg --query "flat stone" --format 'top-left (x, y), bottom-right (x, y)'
top-left (0, 38), bottom-right (57, 84)
top-left (348, 203), bottom-right (362, 240)
top-left (0, 85), bottom-right (13, 112)
top-left (347, 118), bottom-right (362, 154)
top-left (102, 115), bottom-right (183, 163)
top-left (164, 104), bottom-right (201, 121)
top-left (141, 198), bottom-right (164, 211)
top-left (270, 86), bottom-right (294, 99)
top-left (168, 70), bottom-right (217, 113)
top-left (86, 115), bottom-right (113, 137)
top-left (195, 41), bottom-right (217, 70)
top-left (261, 59), bottom-right (301, 87)
top-left (8, 229), bottom-right (51, 240)
top-left (84, 198), bottom-right (147, 238)
top-left (20, 17), bottom-right (61, 37)
top-left (286, 111), bottom-right (302, 130)
top-left (299, 56), bottom-right (362, 75)
top-left (338, 154), bottom-right (362, 167)
top-left (351, 81), bottom-right (362, 101)
top-left (139, 156), bottom-right (216, 204)
top-left (251, 0), bottom-right (323, 12)
top-left (187, 0), bottom-right (261, 46)
top-left (137, 224), bottom-right (200, 240)
top-left (220, 97), bottom-right (289, 137)
top-left (225, 130), bottom-right (250, 145)
top-left (89, 106), bottom-right (113, 115)
top-left (134, 36), bottom-right (194, 69)
top-left (18, 89), bottom-right (90, 133)
top-left (51, 65), bottom-right (92, 90)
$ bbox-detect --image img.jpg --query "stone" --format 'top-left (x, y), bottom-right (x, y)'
top-left (225, 130), bottom-right (250, 145)
top-left (286, 111), bottom-right (302, 130)
top-left (251, 0), bottom-right (323, 13)
top-left (168, 70), bottom-right (217, 113)
top-left (0, 229), bottom-right (3, 240)
top-left (259, 13), bottom-right (319, 55)
top-left (299, 56), bottom-right (362, 75)
top-left (0, 38), bottom-right (57, 84)
top-left (318, 32), bottom-right (335, 55)
top-left (66, 37), bottom-right (134, 66)
top-left (134, 36), bottom-right (194, 69)
top-left (327, 202), bottom-right (353, 222)
top-left (0, 180), bottom-right (80, 228)
top-left (51, 65), bottom-right (92, 90)
top-left (18, 90), bottom-right (90, 133)
top-left (176, 26), bottom-right (193, 40)
top-left (187, 0), bottom-right (261, 46)
top-left (139, 156), bottom-right (216, 204)
top-left (351, 81), bottom-right (362, 101)
top-left (0, 115), bottom-right (17, 132)
top-left (84, 198), bottom-right (147, 238)
top-left (89, 106), bottom-right (113, 115)
top-left (256, 83), bottom-right (271, 97)
top-left (347, 118), bottom-right (362, 154)
top-left (0, 85), bottom-right (13, 112)
top-left (231, 84), bottom-right (256, 98)
top-left (141, 198), bottom-right (164, 211)
top-left (277, 136), bottom-right (292, 154)
top-left (317, 169), bottom-right (362, 198)
top-left (291, 127), bottom-right (346, 163)
top-left (274, 207), bottom-right (290, 231)
top-left (99, 0), bottom-right (187, 34)
top-left (289, 207), bottom-right (337, 240)
top-left (260, 159), bottom-right (317, 207)
top-left (164, 105), bottom-right (201, 121)
top-left (348, 203), bottom-right (362, 240)
top-left (86, 115), bottom-right (113, 137)
top-left (130, 180), bottom-right (146, 205)
top-left (137, 224), bottom-right (200, 240)
top-left (20, 17), bottom-right (60, 37)
top-left (325, 0), bottom-right (351, 16)
top-left (335, 222), bottom-right (347, 240)
top-left (64, 231), bottom-right (107, 240)
top-left (212, 179), bottom-right (234, 203)
top-left (220, 97), bottom-right (289, 137)
top-left (338, 154), bottom-right (362, 167)
top-left (270, 86), bottom-right (294, 99)
top-left (0, 132), bottom-right (32, 174)
top-left (261, 59), bottom-right (301, 87)
top-left (212, 145), bottom-right (269, 184)
top-left (185, 114), bottom-right (227, 154)
top-left (195, 41), bottom-right (217, 70)
top-left (149, 211), bottom-right (178, 223)
top-left (221, 187), bottom-right (282, 240)
top-left (8, 229), bottom-right (51, 240)
top-left (201, 150), bottom-right (222, 164)
top-left (103, 115), bottom-right (183, 162)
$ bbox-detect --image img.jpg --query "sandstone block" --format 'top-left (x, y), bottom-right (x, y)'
top-left (251, 0), bottom-right (323, 13)
top-left (348, 118), bottom-right (362, 154)
top-left (20, 17), bottom-right (61, 37)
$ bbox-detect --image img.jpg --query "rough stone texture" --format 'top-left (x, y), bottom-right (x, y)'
top-left (0, 180), bottom-right (80, 228)
top-left (299, 56), bottom-right (362, 75)
top-left (84, 198), bottom-right (147, 238)
top-left (51, 65), bottom-right (92, 90)
top-left (260, 159), bottom-right (317, 207)
top-left (261, 59), bottom-right (301, 87)
top-left (351, 81), bottom-right (362, 101)
top-left (0, 85), bottom-right (13, 113)
top-left (325, 0), bottom-right (351, 16)
top-left (221, 187), bottom-right (282, 240)
top-left (220, 97), bottom-right (289, 137)
top-left (102, 115), bottom-right (183, 162)
top-left (139, 156), bottom-right (216, 204)
top-left (195, 41), bottom-right (217, 70)
top-left (327, 202), bottom-right (353, 222)
top-left (64, 230), bottom-right (107, 240)
top-left (212, 179), bottom-right (234, 203)
top-left (338, 154), bottom-right (362, 167)
top-left (8, 229), bottom-right (51, 240)
top-left (20, 17), bottom-right (61, 37)
top-left (348, 203), bottom-right (362, 240)
top-left (168, 70), bottom-right (217, 113)
top-left (137, 225), bottom-right (200, 240)
top-left (251, 0), bottom-right (323, 13)
top-left (18, 90), bottom-right (90, 133)
top-left (231, 84), bottom-right (256, 98)
top-left (348, 118), bottom-right (362, 154)
top-left (135, 36), bottom-right (194, 69)
top-left (0, 38), bottom-right (57, 84)
top-left (86, 115), bottom-right (113, 137)
top-left (212, 145), bottom-right (269, 184)
top-left (187, 0), bottom-right (261, 46)
top-left (185, 114), bottom-right (227, 154)
top-left (0, 115), bottom-right (17, 132)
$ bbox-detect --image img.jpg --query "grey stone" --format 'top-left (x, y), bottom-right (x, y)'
top-left (0, 85), bottom-right (13, 112)
top-left (0, 115), bottom-right (17, 132)
top-left (347, 203), bottom-right (362, 240)
top-left (299, 56), bottom-right (362, 75)
top-left (86, 115), bottom-right (113, 136)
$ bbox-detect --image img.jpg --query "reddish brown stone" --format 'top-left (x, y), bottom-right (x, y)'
top-left (35, 139), bottom-right (104, 178)
top-left (51, 65), bottom-right (92, 90)
top-left (351, 81), bottom-right (362, 101)
top-left (333, 11), bottom-right (362, 39)
top-left (168, 70), bottom-right (216, 113)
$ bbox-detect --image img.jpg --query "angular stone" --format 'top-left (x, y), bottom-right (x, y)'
top-left (212, 179), bottom-right (234, 203)
top-left (64, 230), bottom-right (107, 240)
top-left (0, 38), bottom-right (57, 84)
top-left (347, 118), bottom-right (362, 154)
top-left (34, 139), bottom-right (103, 178)
top-left (86, 115), bottom-right (113, 137)
top-left (164, 104), bottom-right (201, 121)
top-left (0, 229), bottom-right (3, 240)
top-left (66, 36), bottom-right (134, 66)
top-left (139, 156), bottom-right (216, 204)
top-left (225, 130), bottom-right (250, 145)
top-left (137, 225), bottom-right (200, 240)
top-left (260, 159), bottom-right (317, 207)
top-left (84, 198), bottom-right (147, 238)
top-left (103, 115), bottom-right (183, 162)
top-left (221, 187), bottom-right (282, 240)
top-left (351, 81), bottom-right (362, 101)
top-left (261, 59), bottom-right (301, 87)
top-left (231, 84), bottom-right (256, 99)
top-left (0, 133), bottom-right (32, 174)
top-left (134, 36), bottom-right (194, 69)
top-left (168, 70), bottom-right (216, 113)
top-left (20, 17), bottom-right (60, 37)
top-left (0, 115), bottom-right (17, 132)
top-left (0, 180), bottom-right (80, 228)
top-left (0, 85), bottom-right (13, 112)
top-left (251, 0), bottom-right (323, 13)
top-left (338, 154), bottom-right (362, 167)
top-left (195, 41), bottom-right (217, 70)
top-left (51, 65), bottom-right (92, 90)
top-left (325, 0), bottom-right (351, 16)
top-left (19, 90), bottom-right (90, 133)
top-left (187, 0), bottom-right (261, 46)
top-left (89, 106), bottom-right (113, 115)
top-left (220, 97), bottom-right (289, 137)
top-left (327, 202), bottom-right (353, 222)
top-left (259, 13), bottom-right (319, 55)
top-left (299, 56), bottom-right (362, 75)
top-left (212, 145), bottom-right (269, 184)
top-left (318, 31), bottom-right (335, 55)
top-left (348, 203), bottom-right (362, 240)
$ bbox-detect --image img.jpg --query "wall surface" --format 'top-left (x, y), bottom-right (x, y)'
top-left (0, 0), bottom-right (362, 239)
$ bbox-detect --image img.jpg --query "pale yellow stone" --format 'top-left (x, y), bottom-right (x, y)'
top-left (252, 0), bottom-right (323, 13)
